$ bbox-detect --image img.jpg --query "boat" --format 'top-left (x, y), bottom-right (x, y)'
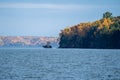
top-left (43, 42), bottom-right (52, 48)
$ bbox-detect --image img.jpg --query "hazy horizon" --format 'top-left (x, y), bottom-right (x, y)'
top-left (0, 0), bottom-right (120, 37)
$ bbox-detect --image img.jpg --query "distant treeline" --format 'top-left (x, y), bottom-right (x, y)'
top-left (59, 12), bottom-right (120, 49)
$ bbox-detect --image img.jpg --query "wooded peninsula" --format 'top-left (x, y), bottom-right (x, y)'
top-left (59, 12), bottom-right (120, 49)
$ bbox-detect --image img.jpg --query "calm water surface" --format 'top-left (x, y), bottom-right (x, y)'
top-left (0, 48), bottom-right (120, 80)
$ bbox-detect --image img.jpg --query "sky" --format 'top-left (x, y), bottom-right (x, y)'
top-left (0, 0), bottom-right (120, 37)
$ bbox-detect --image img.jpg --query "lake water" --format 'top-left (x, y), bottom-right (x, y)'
top-left (0, 48), bottom-right (120, 80)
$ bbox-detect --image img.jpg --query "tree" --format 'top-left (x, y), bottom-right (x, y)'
top-left (103, 12), bottom-right (112, 18)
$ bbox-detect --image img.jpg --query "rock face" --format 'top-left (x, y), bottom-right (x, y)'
top-left (0, 36), bottom-right (58, 47)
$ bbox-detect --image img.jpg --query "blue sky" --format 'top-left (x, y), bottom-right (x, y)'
top-left (0, 0), bottom-right (120, 37)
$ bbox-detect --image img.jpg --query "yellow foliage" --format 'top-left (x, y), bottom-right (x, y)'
top-left (102, 18), bottom-right (113, 29)
top-left (97, 21), bottom-right (103, 30)
top-left (102, 18), bottom-right (109, 27)
top-left (107, 18), bottom-right (113, 25)
top-left (64, 28), bottom-right (71, 34)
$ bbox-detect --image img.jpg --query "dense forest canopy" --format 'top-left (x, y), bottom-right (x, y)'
top-left (59, 12), bottom-right (120, 49)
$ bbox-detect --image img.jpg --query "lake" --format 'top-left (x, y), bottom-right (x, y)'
top-left (0, 48), bottom-right (120, 80)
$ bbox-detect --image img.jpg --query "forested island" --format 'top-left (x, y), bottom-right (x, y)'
top-left (59, 12), bottom-right (120, 49)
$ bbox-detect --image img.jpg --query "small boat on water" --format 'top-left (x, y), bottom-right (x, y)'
top-left (43, 42), bottom-right (52, 48)
top-left (43, 45), bottom-right (52, 48)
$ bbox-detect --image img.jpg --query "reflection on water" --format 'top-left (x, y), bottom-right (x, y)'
top-left (0, 48), bottom-right (120, 80)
